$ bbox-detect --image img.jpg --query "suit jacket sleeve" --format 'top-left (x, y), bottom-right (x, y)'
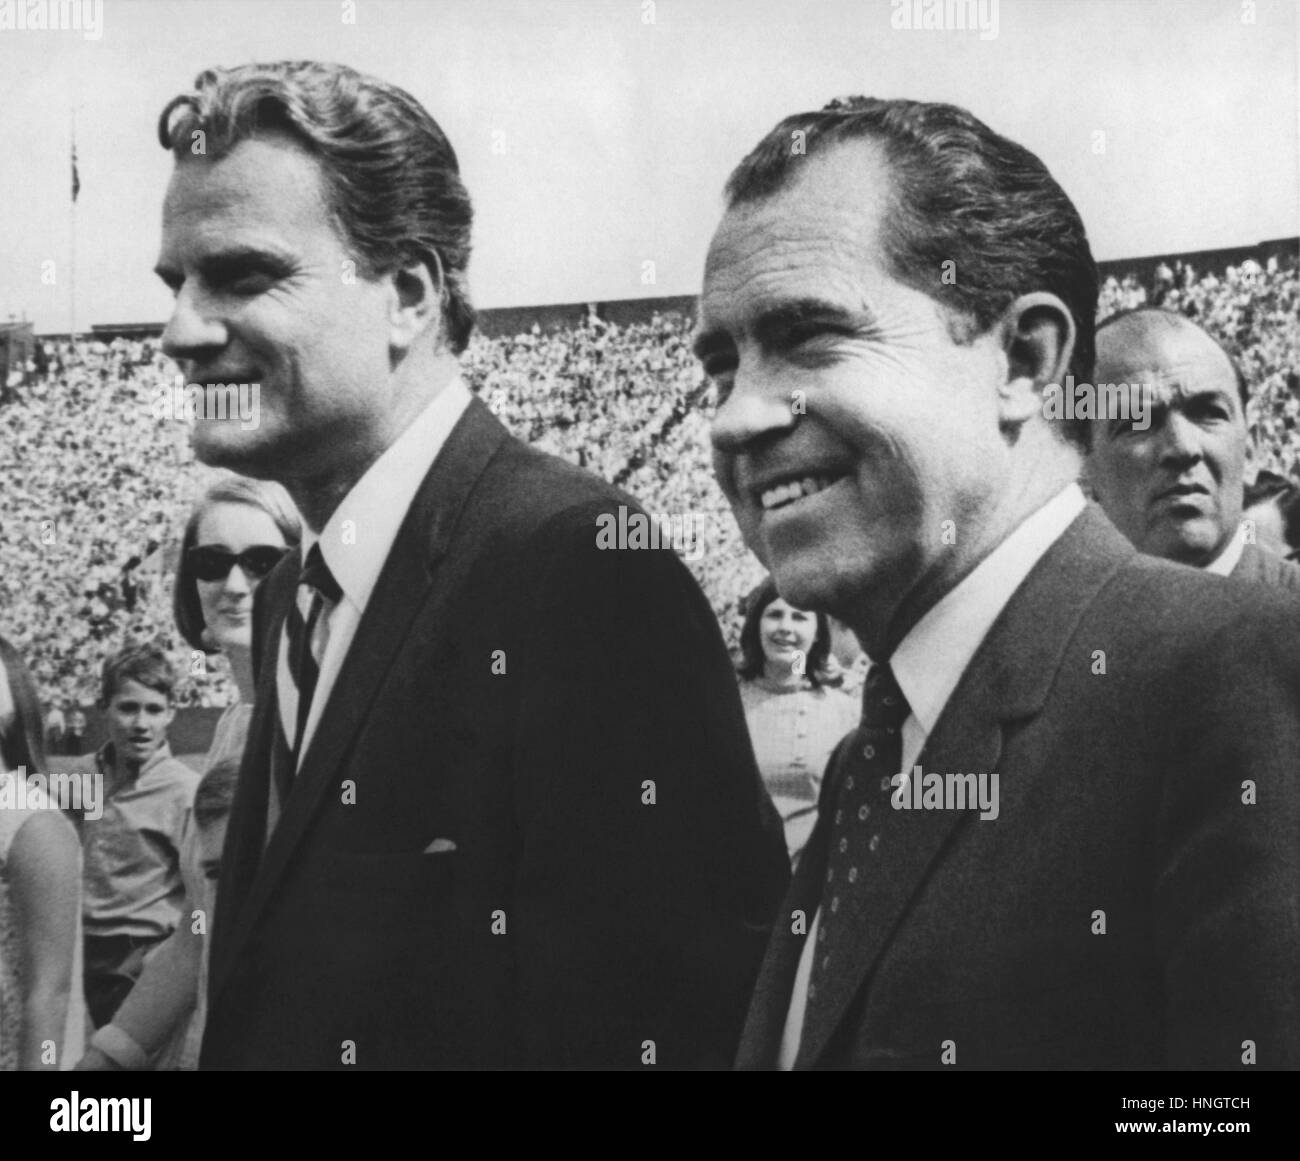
top-left (509, 501), bottom-right (789, 1068)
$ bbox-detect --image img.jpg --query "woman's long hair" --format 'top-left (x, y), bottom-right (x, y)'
top-left (0, 634), bottom-right (47, 774)
top-left (735, 576), bottom-right (834, 689)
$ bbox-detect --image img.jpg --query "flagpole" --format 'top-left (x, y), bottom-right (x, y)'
top-left (69, 106), bottom-right (77, 343)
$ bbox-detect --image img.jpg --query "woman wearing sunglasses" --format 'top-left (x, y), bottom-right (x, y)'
top-left (77, 476), bottom-right (299, 1072)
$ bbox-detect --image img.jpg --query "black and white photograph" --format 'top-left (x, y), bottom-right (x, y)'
top-left (0, 0), bottom-right (1296, 1132)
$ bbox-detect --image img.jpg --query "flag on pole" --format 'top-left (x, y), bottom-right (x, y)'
top-left (71, 142), bottom-right (80, 202)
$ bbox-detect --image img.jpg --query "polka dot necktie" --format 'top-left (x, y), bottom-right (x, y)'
top-left (803, 661), bottom-right (910, 1022)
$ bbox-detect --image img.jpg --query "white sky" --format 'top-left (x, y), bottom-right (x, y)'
top-left (0, 0), bottom-right (1296, 333)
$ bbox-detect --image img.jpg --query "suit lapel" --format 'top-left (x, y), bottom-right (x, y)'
top-left (208, 555), bottom-right (294, 998)
top-left (791, 504), bottom-right (1135, 1067)
top-left (208, 397), bottom-right (510, 1004)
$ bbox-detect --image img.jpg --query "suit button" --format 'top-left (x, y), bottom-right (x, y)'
top-left (848, 867), bottom-right (858, 883)
top-left (826, 868), bottom-right (834, 883)
top-left (830, 896), bottom-right (840, 913)
top-left (808, 983), bottom-right (817, 1000)
top-left (863, 744), bottom-right (875, 760)
top-left (869, 834), bottom-right (880, 853)
top-left (818, 925), bottom-right (827, 942)
top-left (858, 804), bottom-right (870, 821)
top-left (838, 838), bottom-right (848, 853)
top-left (834, 809), bottom-right (843, 825)
top-left (879, 776), bottom-right (891, 791)
top-left (845, 775), bottom-right (855, 790)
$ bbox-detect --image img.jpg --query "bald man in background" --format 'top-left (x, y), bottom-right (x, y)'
top-left (1086, 308), bottom-right (1300, 589)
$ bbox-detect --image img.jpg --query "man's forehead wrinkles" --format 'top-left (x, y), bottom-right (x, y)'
top-left (1118, 361), bottom-right (1234, 401)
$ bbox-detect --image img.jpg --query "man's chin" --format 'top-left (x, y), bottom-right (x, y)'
top-left (1146, 519), bottom-right (1225, 568)
top-left (767, 556), bottom-right (842, 615)
top-left (191, 427), bottom-right (280, 478)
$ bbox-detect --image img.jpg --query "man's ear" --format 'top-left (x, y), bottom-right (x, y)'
top-left (388, 250), bottom-right (445, 353)
top-left (994, 292), bottom-right (1076, 430)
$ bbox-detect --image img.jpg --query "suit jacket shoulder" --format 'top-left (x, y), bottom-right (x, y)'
top-left (1232, 542), bottom-right (1300, 592)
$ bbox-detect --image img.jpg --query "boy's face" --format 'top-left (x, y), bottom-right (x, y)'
top-left (105, 678), bottom-right (174, 768)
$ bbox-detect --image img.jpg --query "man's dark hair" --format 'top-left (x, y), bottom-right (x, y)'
top-left (1095, 306), bottom-right (1250, 409)
top-left (158, 61), bottom-right (475, 354)
top-left (724, 96), bottom-right (1099, 449)
top-left (100, 643), bottom-right (177, 707)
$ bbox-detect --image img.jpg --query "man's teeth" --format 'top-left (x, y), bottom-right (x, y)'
top-left (760, 475), bottom-right (834, 511)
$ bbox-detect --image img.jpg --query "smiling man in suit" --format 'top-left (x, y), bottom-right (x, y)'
top-left (153, 61), bottom-right (787, 1070)
top-left (696, 96), bottom-right (1300, 1070)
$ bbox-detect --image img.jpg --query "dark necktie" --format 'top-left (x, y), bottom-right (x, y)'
top-left (274, 543), bottom-right (342, 801)
top-left (802, 661), bottom-right (910, 1026)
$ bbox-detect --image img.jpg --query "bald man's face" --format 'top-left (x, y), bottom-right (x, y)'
top-left (1086, 320), bottom-right (1252, 567)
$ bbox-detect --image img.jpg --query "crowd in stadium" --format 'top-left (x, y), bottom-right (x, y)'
top-left (2, 255), bottom-right (1299, 716)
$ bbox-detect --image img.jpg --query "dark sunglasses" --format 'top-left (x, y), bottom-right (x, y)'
top-left (189, 544), bottom-right (289, 582)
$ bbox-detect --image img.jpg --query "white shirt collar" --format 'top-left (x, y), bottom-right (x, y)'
top-left (891, 484), bottom-right (1087, 737)
top-left (302, 377), bottom-right (473, 613)
top-left (1203, 523), bottom-right (1247, 577)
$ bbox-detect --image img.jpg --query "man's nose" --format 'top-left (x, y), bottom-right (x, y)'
top-left (161, 284), bottom-right (227, 364)
top-left (1157, 409), bottom-right (1203, 464)
top-left (709, 361), bottom-right (799, 455)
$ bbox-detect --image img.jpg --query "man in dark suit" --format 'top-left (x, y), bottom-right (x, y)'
top-left (694, 96), bottom-right (1300, 1069)
top-left (153, 61), bottom-right (787, 1069)
top-left (1087, 307), bottom-right (1300, 590)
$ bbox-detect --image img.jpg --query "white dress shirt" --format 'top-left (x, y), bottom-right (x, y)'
top-left (277, 377), bottom-right (473, 768)
top-left (1203, 522), bottom-right (1247, 577)
top-left (777, 483), bottom-right (1087, 1068)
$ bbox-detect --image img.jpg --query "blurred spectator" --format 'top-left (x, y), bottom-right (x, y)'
top-left (1244, 470), bottom-right (1300, 559)
top-left (44, 700), bottom-right (65, 756)
top-left (65, 707), bottom-right (85, 756)
top-left (826, 617), bottom-right (870, 694)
